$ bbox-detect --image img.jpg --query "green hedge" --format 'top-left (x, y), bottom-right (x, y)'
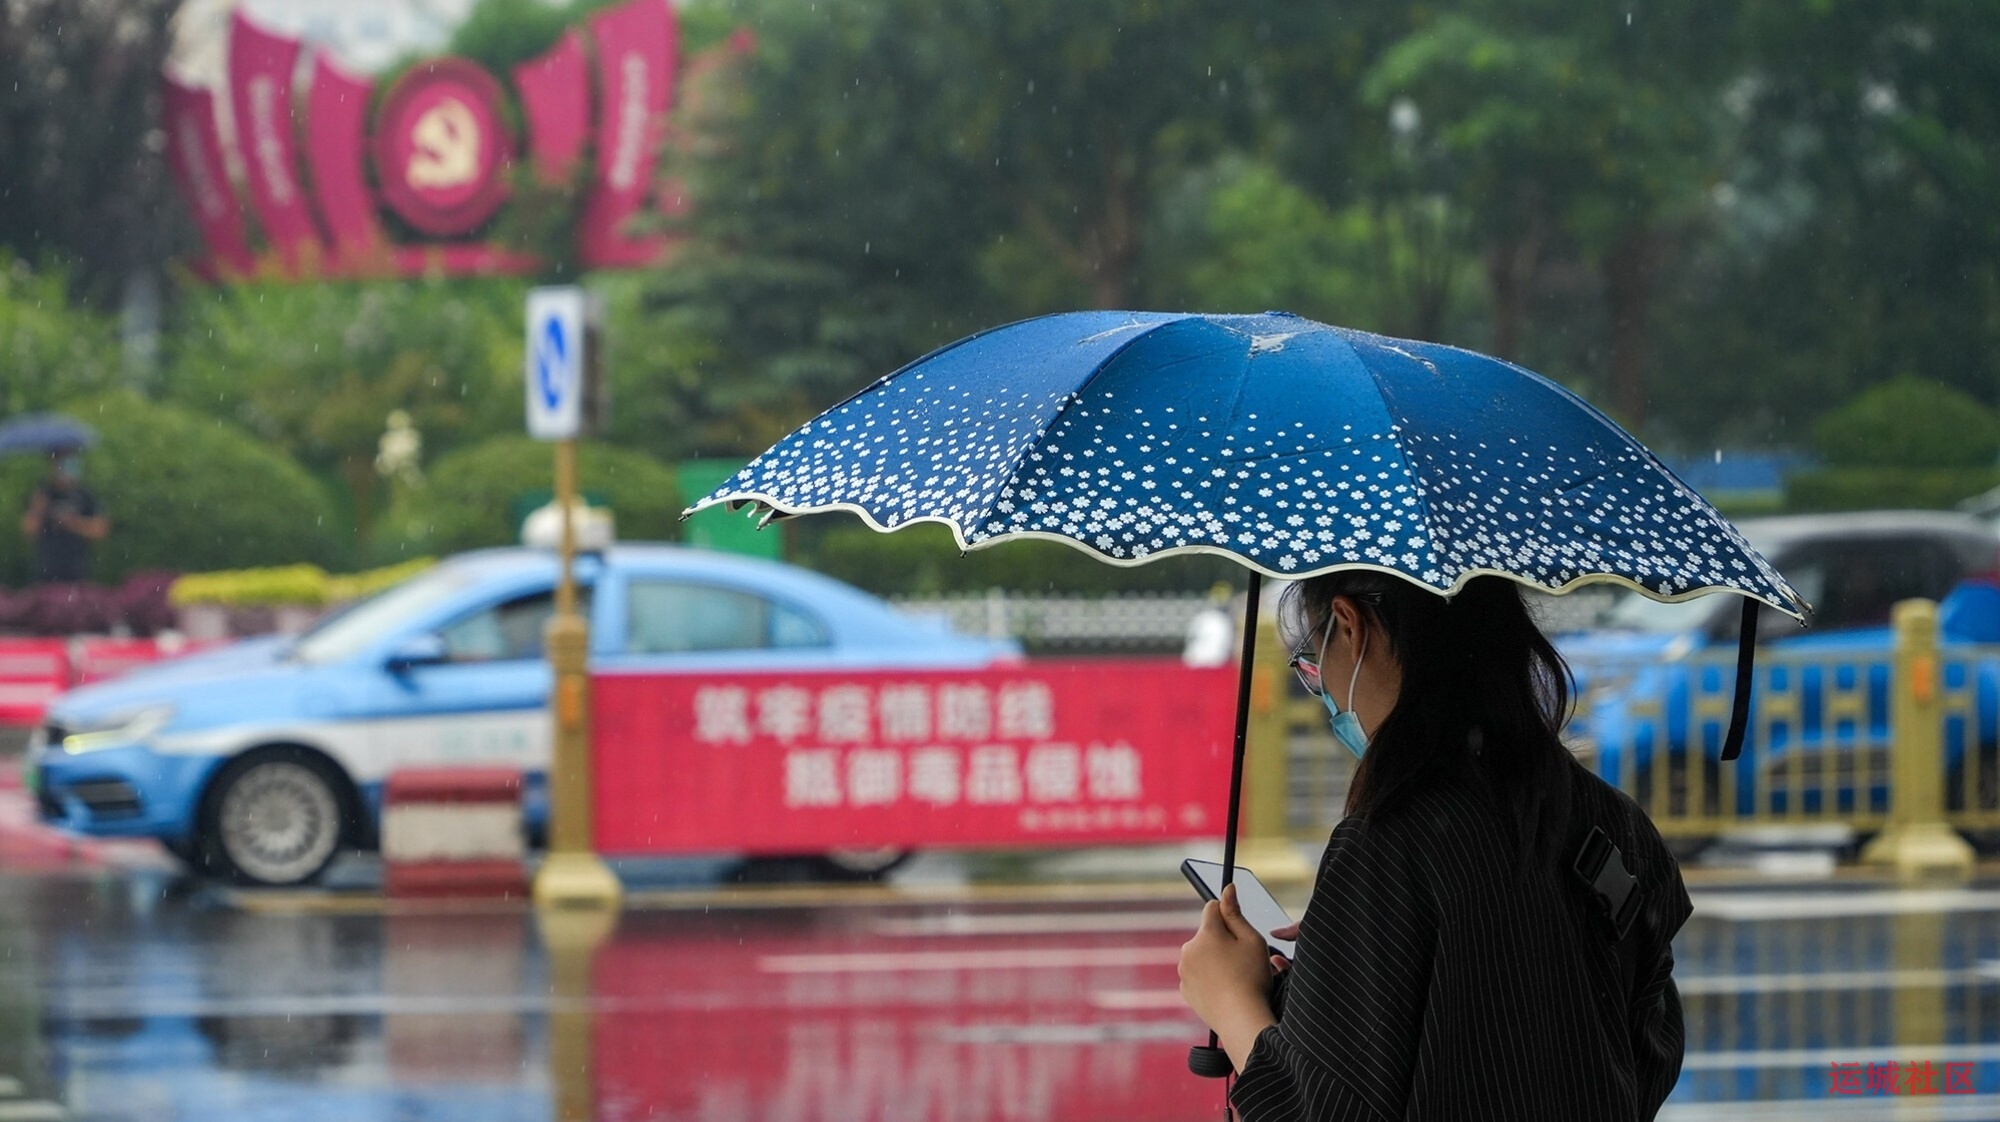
top-left (170, 557), bottom-right (437, 608)
top-left (1815, 378), bottom-right (2000, 469)
top-left (0, 392), bottom-right (343, 584)
top-left (1784, 466), bottom-right (2000, 513)
top-left (372, 435), bottom-right (683, 557)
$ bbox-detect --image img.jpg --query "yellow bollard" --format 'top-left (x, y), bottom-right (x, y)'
top-left (1233, 615), bottom-right (1315, 884)
top-left (534, 438), bottom-right (623, 910)
top-left (1861, 599), bottom-right (1974, 880)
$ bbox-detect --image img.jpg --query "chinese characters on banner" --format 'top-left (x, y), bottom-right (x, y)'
top-left (591, 662), bottom-right (1236, 854)
top-left (1828, 1060), bottom-right (1978, 1096)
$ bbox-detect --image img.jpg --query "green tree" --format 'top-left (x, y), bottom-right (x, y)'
top-left (166, 278), bottom-right (526, 540)
top-left (0, 255), bottom-right (124, 416)
top-left (1146, 157), bottom-right (1481, 340)
top-left (373, 435), bottom-right (683, 558)
top-left (1649, 0), bottom-right (2000, 449)
top-left (0, 0), bottom-right (183, 304)
top-left (1359, 3), bottom-right (1738, 427)
top-left (633, 0), bottom-right (1250, 461)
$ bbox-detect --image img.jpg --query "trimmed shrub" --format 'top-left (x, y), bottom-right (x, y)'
top-left (1815, 378), bottom-right (2000, 469)
top-left (170, 558), bottom-right (438, 609)
top-left (1784, 466), bottom-right (2000, 513)
top-left (0, 392), bottom-right (343, 585)
top-left (20, 583), bottom-right (119, 635)
top-left (1787, 378), bottom-right (2000, 510)
top-left (373, 436), bottom-right (682, 557)
top-left (115, 571), bottom-right (179, 635)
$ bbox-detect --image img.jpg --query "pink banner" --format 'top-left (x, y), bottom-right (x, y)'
top-left (591, 661), bottom-right (1235, 855)
top-left (304, 54), bottom-right (386, 271)
top-left (579, 0), bottom-right (676, 267)
top-left (160, 78), bottom-right (254, 276)
top-left (514, 31), bottom-right (590, 187)
top-left (227, 11), bottom-right (323, 271)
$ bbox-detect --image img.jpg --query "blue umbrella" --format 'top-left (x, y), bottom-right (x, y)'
top-left (687, 310), bottom-right (1804, 1069)
top-left (695, 311), bottom-right (1802, 611)
top-left (0, 413), bottom-right (96, 455)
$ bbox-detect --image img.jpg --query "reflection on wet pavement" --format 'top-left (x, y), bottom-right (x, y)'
top-left (9, 871), bottom-right (2000, 1119)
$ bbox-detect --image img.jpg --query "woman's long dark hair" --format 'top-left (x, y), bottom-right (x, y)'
top-left (1282, 572), bottom-right (1581, 864)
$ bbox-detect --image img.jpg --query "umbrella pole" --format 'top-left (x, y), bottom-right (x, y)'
top-left (1220, 572), bottom-right (1263, 887)
top-left (1189, 571), bottom-right (1264, 1083)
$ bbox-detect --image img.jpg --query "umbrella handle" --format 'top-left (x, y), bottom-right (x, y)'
top-left (1189, 572), bottom-right (1263, 1082)
top-left (1720, 599), bottom-right (1758, 761)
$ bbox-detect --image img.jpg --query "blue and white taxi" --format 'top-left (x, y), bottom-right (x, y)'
top-left (27, 545), bottom-right (1015, 886)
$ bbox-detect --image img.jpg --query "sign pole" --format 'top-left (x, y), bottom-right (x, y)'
top-left (528, 286), bottom-right (620, 910)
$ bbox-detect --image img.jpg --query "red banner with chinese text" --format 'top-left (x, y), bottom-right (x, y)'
top-left (591, 661), bottom-right (1235, 854)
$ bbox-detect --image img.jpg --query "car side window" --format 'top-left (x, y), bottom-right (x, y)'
top-left (772, 601), bottom-right (831, 648)
top-left (438, 588), bottom-right (590, 663)
top-left (625, 581), bottom-right (755, 653)
top-left (1814, 541), bottom-right (1953, 631)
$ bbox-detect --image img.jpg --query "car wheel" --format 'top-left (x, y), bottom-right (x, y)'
top-left (198, 750), bottom-right (349, 887)
top-left (160, 836), bottom-right (210, 876)
top-left (730, 849), bottom-right (915, 883)
top-left (808, 848), bottom-right (913, 881)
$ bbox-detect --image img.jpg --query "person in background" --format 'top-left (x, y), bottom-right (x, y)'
top-left (21, 449), bottom-right (108, 583)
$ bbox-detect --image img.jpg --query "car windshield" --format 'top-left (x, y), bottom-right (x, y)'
top-left (289, 566), bottom-right (484, 665)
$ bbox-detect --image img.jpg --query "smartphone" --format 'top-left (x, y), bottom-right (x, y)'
top-left (1181, 858), bottom-right (1297, 960)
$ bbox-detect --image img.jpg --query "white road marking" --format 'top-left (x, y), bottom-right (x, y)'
top-left (1690, 889), bottom-right (2000, 921)
top-left (0, 1103), bottom-right (65, 1122)
top-left (0, 1079), bottom-right (18, 1098)
top-left (758, 947), bottom-right (1181, 973)
top-left (873, 910), bottom-right (1198, 937)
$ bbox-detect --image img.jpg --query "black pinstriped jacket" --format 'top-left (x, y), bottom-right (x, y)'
top-left (1231, 766), bottom-right (1691, 1122)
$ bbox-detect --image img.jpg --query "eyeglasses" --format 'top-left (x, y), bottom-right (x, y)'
top-left (1289, 648), bottom-right (1326, 696)
top-left (1287, 592), bottom-right (1385, 696)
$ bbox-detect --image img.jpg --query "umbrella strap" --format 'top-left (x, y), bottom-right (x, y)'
top-left (1720, 599), bottom-right (1758, 761)
top-left (1189, 572), bottom-right (1262, 1085)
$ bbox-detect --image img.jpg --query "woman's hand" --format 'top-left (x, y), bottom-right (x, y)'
top-left (1269, 922), bottom-right (1301, 974)
top-left (1179, 884), bottom-right (1281, 1073)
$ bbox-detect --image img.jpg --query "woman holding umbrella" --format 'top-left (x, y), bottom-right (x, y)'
top-left (1176, 570), bottom-right (1690, 1121)
top-left (689, 310), bottom-right (1803, 1120)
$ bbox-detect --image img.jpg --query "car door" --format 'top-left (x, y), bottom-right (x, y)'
top-left (366, 586), bottom-right (592, 775)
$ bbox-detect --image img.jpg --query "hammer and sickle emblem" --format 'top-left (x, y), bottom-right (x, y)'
top-left (406, 97), bottom-right (481, 190)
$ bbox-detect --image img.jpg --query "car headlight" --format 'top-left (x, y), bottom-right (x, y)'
top-left (60, 705), bottom-right (176, 754)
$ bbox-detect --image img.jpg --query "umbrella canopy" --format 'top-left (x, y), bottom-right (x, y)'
top-left (691, 311), bottom-right (1804, 619)
top-left (690, 309), bottom-right (1803, 1081)
top-left (0, 413), bottom-right (96, 456)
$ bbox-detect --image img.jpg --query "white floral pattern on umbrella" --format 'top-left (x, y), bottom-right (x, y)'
top-left (690, 311), bottom-right (1805, 618)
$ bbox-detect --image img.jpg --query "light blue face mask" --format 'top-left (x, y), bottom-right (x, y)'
top-left (1315, 618), bottom-right (1370, 760)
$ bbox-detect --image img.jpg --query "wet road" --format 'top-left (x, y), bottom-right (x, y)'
top-left (8, 868), bottom-right (2000, 1120)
